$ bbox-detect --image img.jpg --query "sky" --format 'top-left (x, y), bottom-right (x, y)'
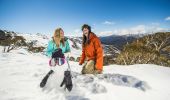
top-left (0, 0), bottom-right (170, 36)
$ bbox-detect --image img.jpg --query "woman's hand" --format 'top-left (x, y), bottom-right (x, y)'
top-left (79, 63), bottom-right (82, 65)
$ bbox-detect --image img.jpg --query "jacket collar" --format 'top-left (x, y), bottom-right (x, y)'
top-left (89, 32), bottom-right (96, 41)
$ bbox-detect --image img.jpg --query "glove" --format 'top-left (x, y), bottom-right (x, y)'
top-left (60, 71), bottom-right (73, 92)
top-left (52, 48), bottom-right (64, 59)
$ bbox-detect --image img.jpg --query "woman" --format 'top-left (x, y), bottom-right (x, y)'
top-left (79, 24), bottom-right (103, 74)
top-left (46, 28), bottom-right (71, 59)
top-left (40, 28), bottom-right (71, 88)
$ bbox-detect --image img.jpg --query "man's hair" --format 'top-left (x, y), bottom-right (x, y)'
top-left (81, 24), bottom-right (91, 33)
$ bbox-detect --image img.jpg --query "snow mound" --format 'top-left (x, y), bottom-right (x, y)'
top-left (1, 46), bottom-right (170, 100)
top-left (72, 72), bottom-right (150, 92)
top-left (43, 71), bottom-right (150, 96)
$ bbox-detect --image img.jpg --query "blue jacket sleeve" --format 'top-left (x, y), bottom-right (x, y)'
top-left (46, 41), bottom-right (54, 57)
top-left (65, 40), bottom-right (71, 53)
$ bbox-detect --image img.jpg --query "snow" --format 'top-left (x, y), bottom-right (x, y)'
top-left (0, 46), bottom-right (170, 100)
top-left (16, 33), bottom-right (82, 58)
top-left (67, 39), bottom-right (82, 58)
top-left (17, 33), bottom-right (50, 47)
top-left (0, 32), bottom-right (170, 100)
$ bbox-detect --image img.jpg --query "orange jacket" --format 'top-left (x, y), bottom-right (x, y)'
top-left (79, 33), bottom-right (103, 71)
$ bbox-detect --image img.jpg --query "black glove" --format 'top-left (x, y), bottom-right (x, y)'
top-left (60, 71), bottom-right (73, 92)
top-left (52, 48), bottom-right (64, 59)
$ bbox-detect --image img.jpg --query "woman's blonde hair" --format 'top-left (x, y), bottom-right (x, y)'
top-left (53, 28), bottom-right (65, 47)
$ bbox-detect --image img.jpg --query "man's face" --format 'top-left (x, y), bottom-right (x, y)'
top-left (83, 28), bottom-right (89, 37)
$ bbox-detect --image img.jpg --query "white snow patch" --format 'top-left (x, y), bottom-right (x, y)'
top-left (0, 47), bottom-right (170, 100)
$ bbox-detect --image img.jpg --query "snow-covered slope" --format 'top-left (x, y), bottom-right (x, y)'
top-left (17, 33), bottom-right (50, 47)
top-left (15, 33), bottom-right (82, 58)
top-left (0, 46), bottom-right (170, 100)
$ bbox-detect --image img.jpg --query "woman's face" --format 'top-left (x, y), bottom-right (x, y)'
top-left (60, 29), bottom-right (64, 39)
top-left (83, 28), bottom-right (89, 37)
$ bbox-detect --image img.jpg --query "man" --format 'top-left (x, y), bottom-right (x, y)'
top-left (79, 24), bottom-right (103, 74)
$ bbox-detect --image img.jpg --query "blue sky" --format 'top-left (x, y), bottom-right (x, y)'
top-left (0, 0), bottom-right (170, 36)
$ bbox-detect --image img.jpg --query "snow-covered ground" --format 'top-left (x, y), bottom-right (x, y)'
top-left (0, 46), bottom-right (170, 100)
top-left (0, 32), bottom-right (170, 100)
